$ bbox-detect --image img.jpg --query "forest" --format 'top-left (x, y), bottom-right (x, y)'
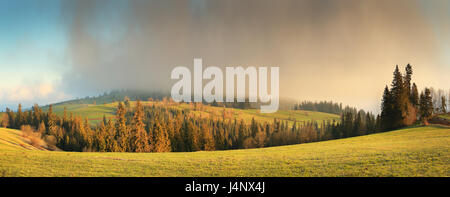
top-left (0, 64), bottom-right (446, 152)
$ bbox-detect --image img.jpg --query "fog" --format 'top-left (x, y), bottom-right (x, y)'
top-left (61, 0), bottom-right (450, 112)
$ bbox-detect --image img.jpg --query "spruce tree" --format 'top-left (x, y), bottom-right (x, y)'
top-left (201, 125), bottom-right (215, 151)
top-left (380, 86), bottom-right (393, 130)
top-left (419, 88), bottom-right (433, 123)
top-left (404, 64), bottom-right (413, 96)
top-left (390, 65), bottom-right (410, 128)
top-left (441, 96), bottom-right (447, 113)
top-left (38, 121), bottom-right (46, 135)
top-left (410, 83), bottom-right (419, 107)
top-left (131, 100), bottom-right (150, 152)
top-left (352, 111), bottom-right (362, 136)
top-left (154, 122), bottom-right (171, 152)
top-left (16, 103), bottom-right (23, 128)
top-left (96, 120), bottom-right (107, 152)
top-left (115, 102), bottom-right (129, 152)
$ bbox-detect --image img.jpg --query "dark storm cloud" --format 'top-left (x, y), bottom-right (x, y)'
top-left (61, 0), bottom-right (448, 111)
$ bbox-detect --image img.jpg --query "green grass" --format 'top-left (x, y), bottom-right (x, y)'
top-left (438, 113), bottom-right (450, 120)
top-left (0, 125), bottom-right (448, 177)
top-left (47, 101), bottom-right (340, 126)
top-left (44, 103), bottom-right (117, 125)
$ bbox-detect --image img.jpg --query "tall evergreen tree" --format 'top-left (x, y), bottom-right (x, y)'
top-left (201, 124), bottom-right (215, 151)
top-left (410, 83), bottom-right (419, 107)
top-left (404, 64), bottom-right (413, 96)
top-left (419, 88), bottom-right (433, 123)
top-left (16, 103), bottom-right (23, 128)
top-left (440, 96), bottom-right (447, 113)
top-left (352, 111), bottom-right (362, 136)
top-left (131, 100), bottom-right (150, 152)
top-left (380, 86), bottom-right (393, 130)
top-left (153, 122), bottom-right (171, 152)
top-left (115, 102), bottom-right (130, 152)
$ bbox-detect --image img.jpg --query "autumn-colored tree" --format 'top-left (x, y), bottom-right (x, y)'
top-left (153, 122), bottom-right (171, 152)
top-left (115, 102), bottom-right (130, 152)
top-left (1, 112), bottom-right (9, 127)
top-left (201, 122), bottom-right (215, 151)
top-left (37, 121), bottom-right (46, 135)
top-left (131, 100), bottom-right (150, 152)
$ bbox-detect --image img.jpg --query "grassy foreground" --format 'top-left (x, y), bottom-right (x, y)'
top-left (0, 125), bottom-right (449, 177)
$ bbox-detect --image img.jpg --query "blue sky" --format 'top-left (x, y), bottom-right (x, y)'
top-left (0, 0), bottom-right (449, 112)
top-left (0, 0), bottom-right (68, 109)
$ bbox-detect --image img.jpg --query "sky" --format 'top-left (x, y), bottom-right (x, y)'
top-left (0, 0), bottom-right (449, 113)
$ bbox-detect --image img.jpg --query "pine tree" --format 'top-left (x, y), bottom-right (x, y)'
top-left (96, 121), bottom-right (107, 152)
top-left (115, 102), bottom-right (130, 152)
top-left (352, 111), bottom-right (362, 136)
top-left (410, 83), bottom-right (419, 107)
top-left (186, 120), bottom-right (200, 151)
top-left (390, 65), bottom-right (407, 128)
top-left (441, 96), bottom-right (447, 113)
top-left (365, 113), bottom-right (374, 133)
top-left (1, 111), bottom-right (9, 128)
top-left (38, 121), bottom-right (46, 135)
top-left (419, 88), bottom-right (433, 123)
top-left (106, 119), bottom-right (119, 152)
top-left (15, 103), bottom-right (23, 128)
top-left (380, 86), bottom-right (393, 130)
top-left (201, 123), bottom-right (215, 151)
top-left (341, 111), bottom-right (353, 137)
top-left (254, 124), bottom-right (266, 148)
top-left (131, 100), bottom-right (150, 152)
top-left (153, 122), bottom-right (171, 152)
top-left (47, 105), bottom-right (58, 137)
top-left (404, 64), bottom-right (413, 96)
top-left (32, 104), bottom-right (41, 127)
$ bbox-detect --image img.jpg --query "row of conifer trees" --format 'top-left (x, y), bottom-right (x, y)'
top-left (1, 99), bottom-right (383, 152)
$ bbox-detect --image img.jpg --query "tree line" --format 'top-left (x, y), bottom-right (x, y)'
top-left (1, 99), bottom-right (383, 152)
top-left (380, 64), bottom-right (447, 130)
top-left (294, 101), bottom-right (360, 115)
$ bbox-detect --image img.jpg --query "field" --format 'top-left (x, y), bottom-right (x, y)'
top-left (0, 125), bottom-right (448, 177)
top-left (438, 113), bottom-right (450, 120)
top-left (46, 101), bottom-right (340, 126)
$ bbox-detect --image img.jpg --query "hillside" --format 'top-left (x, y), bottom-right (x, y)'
top-left (46, 101), bottom-right (340, 126)
top-left (0, 125), bottom-right (448, 177)
top-left (437, 113), bottom-right (450, 120)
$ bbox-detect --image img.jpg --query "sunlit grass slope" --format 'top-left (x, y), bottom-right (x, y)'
top-left (0, 125), bottom-right (448, 177)
top-left (438, 113), bottom-right (450, 120)
top-left (47, 101), bottom-right (339, 126)
top-left (45, 103), bottom-right (117, 125)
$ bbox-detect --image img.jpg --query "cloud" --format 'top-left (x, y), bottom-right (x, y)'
top-left (37, 83), bottom-right (54, 98)
top-left (7, 85), bottom-right (33, 101)
top-left (58, 0), bottom-right (449, 112)
top-left (0, 79), bottom-right (70, 109)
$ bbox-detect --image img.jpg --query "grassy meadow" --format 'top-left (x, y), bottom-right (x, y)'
top-left (0, 125), bottom-right (448, 177)
top-left (438, 113), bottom-right (450, 120)
top-left (45, 101), bottom-right (340, 126)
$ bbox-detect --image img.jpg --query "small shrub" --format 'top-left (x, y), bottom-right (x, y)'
top-left (20, 125), bottom-right (47, 150)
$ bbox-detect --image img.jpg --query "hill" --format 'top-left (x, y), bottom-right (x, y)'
top-left (0, 125), bottom-right (448, 177)
top-left (46, 101), bottom-right (340, 126)
top-left (431, 113), bottom-right (450, 126)
top-left (438, 113), bottom-right (450, 120)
